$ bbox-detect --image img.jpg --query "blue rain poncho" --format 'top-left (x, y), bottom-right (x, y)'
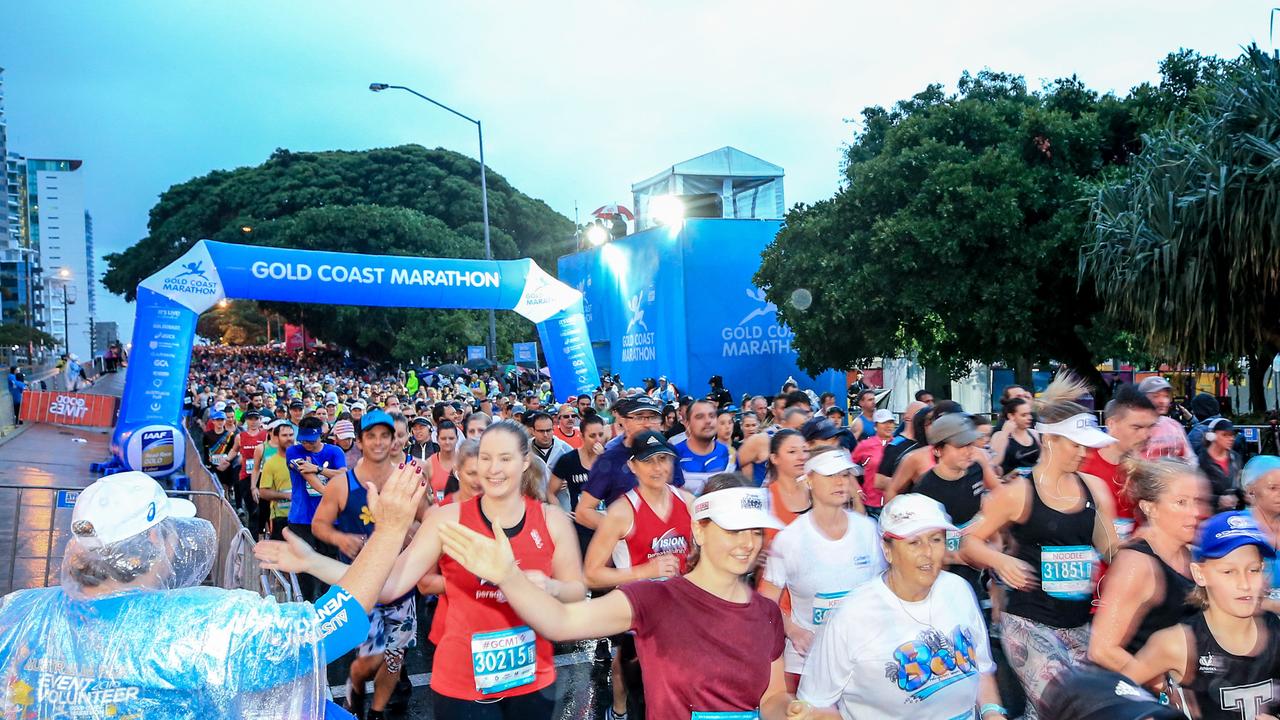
top-left (0, 516), bottom-right (362, 719)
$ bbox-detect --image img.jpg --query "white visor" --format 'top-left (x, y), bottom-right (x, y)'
top-left (693, 487), bottom-right (784, 531)
top-left (805, 450), bottom-right (858, 477)
top-left (1035, 413), bottom-right (1116, 448)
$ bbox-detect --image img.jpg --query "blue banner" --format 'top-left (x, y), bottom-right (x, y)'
top-left (466, 345), bottom-right (486, 361)
top-left (513, 342), bottom-right (538, 364)
top-left (115, 240), bottom-right (599, 476)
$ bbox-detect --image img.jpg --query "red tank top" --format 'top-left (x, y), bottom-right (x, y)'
top-left (237, 430), bottom-right (268, 479)
top-left (433, 496), bottom-right (557, 700)
top-left (430, 454), bottom-right (452, 500)
top-left (620, 487), bottom-right (692, 573)
top-left (428, 492), bottom-right (457, 646)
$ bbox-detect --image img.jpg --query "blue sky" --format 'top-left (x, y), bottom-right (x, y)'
top-left (1, 1), bottom-right (1271, 341)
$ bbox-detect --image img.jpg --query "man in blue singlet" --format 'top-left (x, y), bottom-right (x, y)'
top-left (673, 399), bottom-right (732, 495)
top-left (312, 409), bottom-right (423, 719)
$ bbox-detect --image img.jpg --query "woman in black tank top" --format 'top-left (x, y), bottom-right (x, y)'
top-left (1123, 511), bottom-right (1280, 720)
top-left (959, 375), bottom-right (1121, 719)
top-left (990, 397), bottom-right (1041, 476)
top-left (1090, 459), bottom-right (1206, 674)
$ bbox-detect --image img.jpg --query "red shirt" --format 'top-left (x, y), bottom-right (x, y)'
top-left (851, 437), bottom-right (888, 508)
top-left (618, 487), bottom-right (692, 572)
top-left (433, 497), bottom-right (557, 700)
top-left (554, 426), bottom-right (583, 449)
top-left (620, 577), bottom-right (785, 718)
top-left (1080, 448), bottom-right (1137, 543)
top-left (237, 429), bottom-right (268, 480)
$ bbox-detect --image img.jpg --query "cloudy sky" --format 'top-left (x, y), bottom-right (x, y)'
top-left (1, 1), bottom-right (1270, 340)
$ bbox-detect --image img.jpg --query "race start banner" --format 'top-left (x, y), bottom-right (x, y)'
top-left (20, 390), bottom-right (119, 427)
top-left (114, 240), bottom-right (601, 477)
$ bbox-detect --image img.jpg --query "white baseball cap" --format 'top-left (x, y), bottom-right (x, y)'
top-left (1036, 413), bottom-right (1116, 449)
top-left (71, 471), bottom-right (197, 549)
top-left (879, 493), bottom-right (957, 539)
top-left (693, 487), bottom-right (784, 531)
top-left (805, 449), bottom-right (858, 476)
top-left (872, 409), bottom-right (895, 424)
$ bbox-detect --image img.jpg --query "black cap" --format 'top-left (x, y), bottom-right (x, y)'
top-left (288, 400), bottom-right (304, 409)
top-left (618, 394), bottom-right (661, 416)
top-left (410, 417), bottom-right (432, 428)
top-left (1042, 668), bottom-right (1181, 720)
top-left (629, 430), bottom-right (677, 461)
top-left (243, 409), bottom-right (262, 419)
top-left (801, 417), bottom-right (842, 442)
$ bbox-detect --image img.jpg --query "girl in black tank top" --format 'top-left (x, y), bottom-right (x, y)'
top-left (1001, 433), bottom-right (1040, 474)
top-left (1123, 514), bottom-right (1280, 720)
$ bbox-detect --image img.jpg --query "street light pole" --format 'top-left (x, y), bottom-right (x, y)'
top-left (369, 83), bottom-right (497, 361)
top-left (60, 284), bottom-right (69, 355)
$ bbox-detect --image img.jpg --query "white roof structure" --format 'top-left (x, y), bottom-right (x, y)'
top-left (631, 147), bottom-right (785, 230)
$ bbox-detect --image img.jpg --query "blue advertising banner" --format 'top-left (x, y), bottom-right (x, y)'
top-left (513, 342), bottom-right (538, 364)
top-left (114, 240), bottom-right (599, 477)
top-left (598, 235), bottom-right (688, 388)
top-left (466, 345), bottom-right (486, 361)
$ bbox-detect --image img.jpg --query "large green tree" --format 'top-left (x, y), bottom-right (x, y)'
top-left (103, 145), bottom-right (573, 362)
top-left (1086, 46), bottom-right (1277, 412)
top-left (756, 53), bottom-right (1232, 393)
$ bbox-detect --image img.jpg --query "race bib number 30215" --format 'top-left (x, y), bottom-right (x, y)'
top-left (471, 626), bottom-right (536, 694)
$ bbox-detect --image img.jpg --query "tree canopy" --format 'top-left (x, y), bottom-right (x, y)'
top-left (1086, 45), bottom-right (1277, 410)
top-left (756, 51), bottom-right (1234, 390)
top-left (103, 144), bottom-right (574, 362)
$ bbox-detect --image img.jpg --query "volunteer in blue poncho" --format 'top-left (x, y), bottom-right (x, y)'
top-left (0, 464), bottom-right (427, 719)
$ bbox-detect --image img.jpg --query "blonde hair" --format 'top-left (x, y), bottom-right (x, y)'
top-left (1034, 372), bottom-right (1093, 423)
top-left (1122, 457), bottom-right (1203, 521)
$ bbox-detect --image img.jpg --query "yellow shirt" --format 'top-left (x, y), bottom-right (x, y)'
top-left (257, 453), bottom-right (292, 519)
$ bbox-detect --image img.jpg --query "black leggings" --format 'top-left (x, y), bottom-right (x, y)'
top-left (432, 690), bottom-right (555, 720)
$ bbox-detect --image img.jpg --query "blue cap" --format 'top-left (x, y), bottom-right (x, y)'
top-left (209, 411), bottom-right (227, 421)
top-left (1194, 511), bottom-right (1276, 562)
top-left (296, 426), bottom-right (322, 442)
top-left (360, 409), bottom-right (395, 435)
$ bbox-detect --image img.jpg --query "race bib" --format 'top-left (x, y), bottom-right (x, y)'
top-left (1113, 518), bottom-right (1135, 543)
top-left (471, 626), bottom-right (536, 694)
top-left (812, 590), bottom-right (849, 626)
top-left (946, 518), bottom-right (976, 553)
top-left (245, 458), bottom-right (256, 473)
top-left (691, 713), bottom-right (758, 719)
top-left (211, 453), bottom-right (227, 466)
top-left (1041, 545), bottom-right (1097, 600)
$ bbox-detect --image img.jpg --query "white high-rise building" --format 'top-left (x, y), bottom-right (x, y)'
top-left (27, 159), bottom-right (93, 360)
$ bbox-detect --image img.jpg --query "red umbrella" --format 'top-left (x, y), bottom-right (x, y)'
top-left (591, 203), bottom-right (634, 221)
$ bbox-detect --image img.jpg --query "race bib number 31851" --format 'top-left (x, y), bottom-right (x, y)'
top-left (1041, 545), bottom-right (1097, 600)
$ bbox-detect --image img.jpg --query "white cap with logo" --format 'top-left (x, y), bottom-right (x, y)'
top-left (71, 471), bottom-right (198, 549)
top-left (1036, 413), bottom-right (1116, 449)
top-left (805, 449), bottom-right (859, 477)
top-left (693, 487), bottom-right (784, 531)
top-left (879, 493), bottom-right (957, 539)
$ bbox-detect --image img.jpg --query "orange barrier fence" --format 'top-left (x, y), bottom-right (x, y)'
top-left (18, 391), bottom-right (118, 427)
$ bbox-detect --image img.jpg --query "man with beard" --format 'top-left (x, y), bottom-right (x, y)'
top-left (312, 410), bottom-right (426, 719)
top-left (672, 399), bottom-right (732, 495)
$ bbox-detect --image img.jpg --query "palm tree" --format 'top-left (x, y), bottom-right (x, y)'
top-left (1084, 45), bottom-right (1280, 413)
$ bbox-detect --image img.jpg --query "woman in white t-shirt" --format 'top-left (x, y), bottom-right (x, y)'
top-left (797, 494), bottom-right (1008, 720)
top-left (760, 448), bottom-right (885, 692)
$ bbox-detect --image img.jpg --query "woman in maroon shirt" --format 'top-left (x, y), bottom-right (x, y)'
top-left (440, 472), bottom-right (814, 720)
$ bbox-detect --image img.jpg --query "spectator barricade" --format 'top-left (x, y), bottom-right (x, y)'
top-left (182, 432), bottom-right (298, 601)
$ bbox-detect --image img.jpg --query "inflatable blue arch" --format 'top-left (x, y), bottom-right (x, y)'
top-left (113, 240), bottom-right (600, 477)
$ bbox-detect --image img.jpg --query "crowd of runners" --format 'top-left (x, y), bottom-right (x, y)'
top-left (3, 343), bottom-right (1279, 720)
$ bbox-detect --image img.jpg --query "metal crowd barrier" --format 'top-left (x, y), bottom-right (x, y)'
top-left (181, 433), bottom-right (298, 602)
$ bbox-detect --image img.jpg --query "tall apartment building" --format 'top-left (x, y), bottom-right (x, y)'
top-left (27, 159), bottom-right (92, 360)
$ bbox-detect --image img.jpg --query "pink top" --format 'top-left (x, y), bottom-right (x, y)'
top-left (1143, 416), bottom-right (1195, 463)
top-left (851, 438), bottom-right (888, 508)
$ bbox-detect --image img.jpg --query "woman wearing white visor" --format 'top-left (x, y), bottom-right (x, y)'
top-left (798, 493), bottom-right (1006, 719)
top-left (761, 448), bottom-right (886, 693)
top-left (961, 374), bottom-right (1120, 719)
top-left (438, 472), bottom-right (816, 719)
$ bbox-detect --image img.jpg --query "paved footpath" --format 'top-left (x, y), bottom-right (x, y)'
top-left (0, 372), bottom-right (123, 594)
